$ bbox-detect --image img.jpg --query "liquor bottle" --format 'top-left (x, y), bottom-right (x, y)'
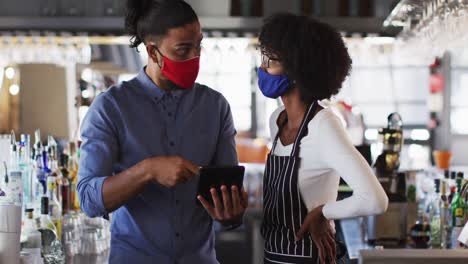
top-left (47, 176), bottom-right (62, 240)
top-left (22, 208), bottom-right (42, 249)
top-left (38, 196), bottom-right (57, 237)
top-left (60, 154), bottom-right (71, 215)
top-left (410, 210), bottom-right (431, 248)
top-left (7, 131), bottom-right (24, 207)
top-left (440, 180), bottom-right (452, 249)
top-left (34, 130), bottom-right (47, 197)
top-left (47, 136), bottom-right (63, 205)
top-left (68, 142), bottom-right (80, 211)
top-left (19, 134), bottom-right (33, 210)
top-left (32, 149), bottom-right (45, 219)
top-left (451, 179), bottom-right (466, 248)
top-left (10, 130), bottom-right (18, 171)
top-left (450, 171), bottom-right (457, 187)
top-left (462, 179), bottom-right (468, 225)
top-left (430, 179), bottom-right (442, 248)
top-left (449, 180), bottom-right (457, 205)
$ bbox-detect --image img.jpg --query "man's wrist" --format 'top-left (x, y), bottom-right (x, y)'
top-left (140, 158), bottom-right (156, 184)
top-left (219, 215), bottom-right (243, 226)
top-left (220, 221), bottom-right (243, 231)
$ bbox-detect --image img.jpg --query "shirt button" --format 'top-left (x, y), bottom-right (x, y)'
top-left (175, 232), bottom-right (180, 237)
top-left (170, 141), bottom-right (175, 147)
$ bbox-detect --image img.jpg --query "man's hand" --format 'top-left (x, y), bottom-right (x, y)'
top-left (197, 185), bottom-right (248, 225)
top-left (145, 156), bottom-right (199, 188)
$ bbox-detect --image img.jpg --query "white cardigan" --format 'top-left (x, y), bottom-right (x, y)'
top-left (269, 105), bottom-right (388, 220)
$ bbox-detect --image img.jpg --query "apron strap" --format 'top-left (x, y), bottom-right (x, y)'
top-left (270, 101), bottom-right (319, 157)
top-left (290, 101), bottom-right (318, 157)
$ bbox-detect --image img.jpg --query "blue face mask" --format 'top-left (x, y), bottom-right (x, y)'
top-left (257, 67), bottom-right (290, 99)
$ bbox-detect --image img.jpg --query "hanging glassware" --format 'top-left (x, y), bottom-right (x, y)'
top-left (384, 0), bottom-right (468, 58)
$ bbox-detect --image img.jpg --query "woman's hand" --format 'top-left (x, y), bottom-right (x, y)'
top-left (296, 205), bottom-right (336, 264)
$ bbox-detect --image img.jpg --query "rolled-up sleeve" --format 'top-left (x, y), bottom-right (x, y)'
top-left (77, 94), bottom-right (120, 218)
top-left (319, 111), bottom-right (388, 219)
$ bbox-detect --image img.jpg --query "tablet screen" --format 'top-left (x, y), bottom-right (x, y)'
top-left (197, 166), bottom-right (245, 205)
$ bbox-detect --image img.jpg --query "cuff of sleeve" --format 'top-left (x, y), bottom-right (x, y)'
top-left (322, 203), bottom-right (332, 220)
top-left (93, 176), bottom-right (108, 215)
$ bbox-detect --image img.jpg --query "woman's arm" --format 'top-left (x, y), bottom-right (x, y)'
top-left (318, 111), bottom-right (388, 220)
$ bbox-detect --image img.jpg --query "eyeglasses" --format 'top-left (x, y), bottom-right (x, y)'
top-left (260, 53), bottom-right (281, 68)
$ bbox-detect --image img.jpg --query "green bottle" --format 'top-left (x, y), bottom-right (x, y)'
top-left (451, 179), bottom-right (466, 248)
top-left (452, 179), bottom-right (466, 227)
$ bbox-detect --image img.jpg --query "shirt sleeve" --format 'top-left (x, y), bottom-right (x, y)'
top-left (77, 94), bottom-right (120, 218)
top-left (318, 111), bottom-right (388, 220)
top-left (211, 95), bottom-right (238, 166)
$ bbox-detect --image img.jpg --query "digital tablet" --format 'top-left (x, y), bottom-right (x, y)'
top-left (197, 166), bottom-right (245, 205)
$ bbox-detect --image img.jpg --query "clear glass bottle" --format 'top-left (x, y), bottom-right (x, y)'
top-left (47, 176), bottom-right (62, 240)
top-left (22, 208), bottom-right (42, 249)
top-left (19, 134), bottom-right (33, 210)
top-left (47, 136), bottom-right (63, 206)
top-left (32, 149), bottom-right (45, 219)
top-left (440, 180), bottom-right (452, 249)
top-left (429, 179), bottom-right (442, 248)
top-left (38, 196), bottom-right (57, 237)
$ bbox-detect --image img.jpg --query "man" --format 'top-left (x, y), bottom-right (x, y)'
top-left (77, 1), bottom-right (247, 263)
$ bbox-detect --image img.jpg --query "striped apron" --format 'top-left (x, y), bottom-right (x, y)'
top-left (261, 102), bottom-right (319, 264)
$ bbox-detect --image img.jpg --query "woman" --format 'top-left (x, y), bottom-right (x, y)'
top-left (258, 14), bottom-right (388, 264)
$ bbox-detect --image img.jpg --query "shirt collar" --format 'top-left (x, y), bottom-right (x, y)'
top-left (136, 67), bottom-right (166, 101)
top-left (135, 67), bottom-right (189, 103)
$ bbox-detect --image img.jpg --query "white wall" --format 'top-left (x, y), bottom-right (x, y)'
top-left (451, 135), bottom-right (468, 165)
top-left (18, 64), bottom-right (77, 141)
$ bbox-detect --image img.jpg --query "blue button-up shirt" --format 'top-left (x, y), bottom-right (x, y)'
top-left (77, 68), bottom-right (238, 264)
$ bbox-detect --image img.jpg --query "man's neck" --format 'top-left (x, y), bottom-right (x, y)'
top-left (145, 64), bottom-right (170, 91)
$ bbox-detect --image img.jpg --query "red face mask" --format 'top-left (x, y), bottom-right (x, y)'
top-left (160, 55), bottom-right (200, 89)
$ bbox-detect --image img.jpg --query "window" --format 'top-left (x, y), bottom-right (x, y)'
top-left (338, 66), bottom-right (429, 128)
top-left (451, 70), bottom-right (468, 134)
top-left (197, 38), bottom-right (255, 132)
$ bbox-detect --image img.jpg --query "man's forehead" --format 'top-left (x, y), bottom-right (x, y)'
top-left (164, 22), bottom-right (202, 43)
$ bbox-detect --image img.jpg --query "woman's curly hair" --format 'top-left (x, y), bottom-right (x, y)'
top-left (259, 13), bottom-right (352, 104)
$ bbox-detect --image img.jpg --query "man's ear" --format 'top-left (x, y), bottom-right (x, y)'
top-left (146, 44), bottom-right (162, 68)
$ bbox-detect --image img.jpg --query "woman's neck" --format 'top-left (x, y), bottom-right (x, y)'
top-left (281, 89), bottom-right (307, 130)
